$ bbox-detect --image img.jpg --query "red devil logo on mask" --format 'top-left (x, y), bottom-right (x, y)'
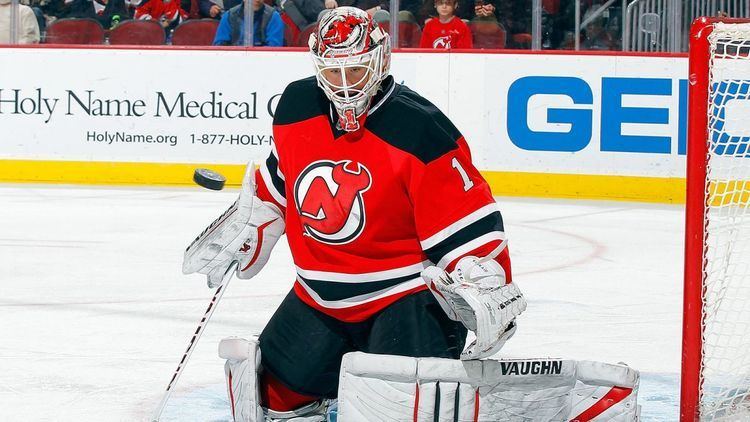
top-left (294, 160), bottom-right (372, 244)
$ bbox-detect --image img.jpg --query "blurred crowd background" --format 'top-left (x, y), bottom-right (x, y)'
top-left (0, 0), bottom-right (746, 52)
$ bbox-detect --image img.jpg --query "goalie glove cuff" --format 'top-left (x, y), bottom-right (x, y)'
top-left (421, 256), bottom-right (527, 360)
top-left (235, 200), bottom-right (284, 280)
top-left (183, 162), bottom-right (285, 288)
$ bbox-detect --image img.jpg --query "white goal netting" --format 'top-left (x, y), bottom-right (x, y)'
top-left (700, 22), bottom-right (750, 421)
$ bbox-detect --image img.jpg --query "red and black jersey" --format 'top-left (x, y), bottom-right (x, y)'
top-left (255, 75), bottom-right (511, 322)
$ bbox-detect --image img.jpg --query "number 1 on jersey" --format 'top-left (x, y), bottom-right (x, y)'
top-left (451, 157), bottom-right (474, 191)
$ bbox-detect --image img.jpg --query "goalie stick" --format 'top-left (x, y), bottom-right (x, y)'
top-left (151, 261), bottom-right (238, 422)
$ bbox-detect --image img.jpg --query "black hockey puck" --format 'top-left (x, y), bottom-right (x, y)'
top-left (193, 168), bottom-right (226, 191)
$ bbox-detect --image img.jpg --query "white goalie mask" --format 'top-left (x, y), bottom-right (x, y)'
top-left (309, 7), bottom-right (391, 132)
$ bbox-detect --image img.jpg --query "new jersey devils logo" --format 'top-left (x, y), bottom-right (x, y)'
top-left (433, 36), bottom-right (452, 49)
top-left (294, 160), bottom-right (372, 244)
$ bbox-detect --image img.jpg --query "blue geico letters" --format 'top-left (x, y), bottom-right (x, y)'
top-left (506, 76), bottom-right (689, 155)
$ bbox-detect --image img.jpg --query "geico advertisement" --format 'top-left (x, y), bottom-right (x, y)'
top-left (449, 53), bottom-right (688, 177)
top-left (0, 48), bottom-right (688, 177)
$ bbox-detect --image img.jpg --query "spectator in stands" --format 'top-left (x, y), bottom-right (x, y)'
top-left (453, 0), bottom-right (531, 48)
top-left (183, 0), bottom-right (200, 18)
top-left (200, 0), bottom-right (239, 19)
top-left (419, 0), bottom-right (471, 49)
top-left (25, 0), bottom-right (63, 22)
top-left (135, 0), bottom-right (187, 30)
top-left (336, 0), bottom-right (388, 16)
top-left (0, 0), bottom-right (40, 43)
top-left (395, 0), bottom-right (422, 25)
top-left (580, 6), bottom-right (614, 50)
top-left (548, 0), bottom-right (621, 50)
top-left (281, 0), bottom-right (383, 29)
top-left (455, 0), bottom-right (495, 22)
top-left (282, 0), bottom-right (327, 29)
top-left (212, 0), bottom-right (284, 46)
top-left (18, 0), bottom-right (46, 32)
top-left (94, 0), bottom-right (103, 13)
top-left (97, 0), bottom-right (132, 29)
top-left (557, 30), bottom-right (574, 49)
top-left (60, 0), bottom-right (97, 18)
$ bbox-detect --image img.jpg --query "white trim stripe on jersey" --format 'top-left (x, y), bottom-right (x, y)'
top-left (271, 145), bottom-right (285, 181)
top-left (420, 203), bottom-right (501, 250)
top-left (296, 277), bottom-right (425, 309)
top-left (295, 261), bottom-right (430, 283)
top-left (367, 81), bottom-right (397, 116)
top-left (260, 160), bottom-right (287, 208)
top-left (436, 231), bottom-right (506, 268)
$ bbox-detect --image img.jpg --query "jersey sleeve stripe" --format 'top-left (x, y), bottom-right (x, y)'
top-left (255, 171), bottom-right (286, 213)
top-left (295, 261), bottom-right (429, 283)
top-left (436, 231), bottom-right (507, 269)
top-left (443, 239), bottom-right (510, 275)
top-left (265, 151), bottom-right (286, 195)
top-left (295, 277), bottom-right (425, 309)
top-left (271, 145), bottom-right (285, 181)
top-left (298, 273), bottom-right (422, 301)
top-left (423, 211), bottom-right (504, 266)
top-left (260, 155), bottom-right (287, 208)
top-left (420, 204), bottom-right (501, 250)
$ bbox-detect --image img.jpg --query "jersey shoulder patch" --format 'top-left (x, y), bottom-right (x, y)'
top-left (273, 76), bottom-right (329, 126)
top-left (367, 84), bottom-right (462, 164)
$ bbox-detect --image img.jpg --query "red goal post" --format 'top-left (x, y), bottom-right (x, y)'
top-left (683, 17), bottom-right (750, 422)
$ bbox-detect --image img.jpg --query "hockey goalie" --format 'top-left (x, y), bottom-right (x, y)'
top-left (183, 7), bottom-right (640, 421)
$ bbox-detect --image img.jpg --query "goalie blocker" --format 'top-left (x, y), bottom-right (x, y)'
top-left (219, 338), bottom-right (640, 421)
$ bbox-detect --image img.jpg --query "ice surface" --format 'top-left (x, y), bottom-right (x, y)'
top-left (0, 185), bottom-right (685, 421)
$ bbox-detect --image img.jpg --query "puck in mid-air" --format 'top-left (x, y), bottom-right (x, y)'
top-left (193, 168), bottom-right (226, 191)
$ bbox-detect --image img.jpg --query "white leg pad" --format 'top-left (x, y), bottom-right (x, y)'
top-left (219, 337), bottom-right (264, 422)
top-left (566, 360), bottom-right (640, 421)
top-left (338, 352), bottom-right (640, 422)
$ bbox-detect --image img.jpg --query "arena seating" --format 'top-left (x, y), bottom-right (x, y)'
top-left (109, 20), bottom-right (166, 45)
top-left (171, 19), bottom-right (219, 46)
top-left (44, 18), bottom-right (106, 44)
top-left (469, 20), bottom-right (506, 49)
top-left (296, 23), bottom-right (317, 47)
top-left (378, 21), bottom-right (422, 48)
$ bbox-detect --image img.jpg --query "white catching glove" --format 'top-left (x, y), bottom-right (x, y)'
top-left (422, 256), bottom-right (526, 360)
top-left (183, 162), bottom-right (284, 288)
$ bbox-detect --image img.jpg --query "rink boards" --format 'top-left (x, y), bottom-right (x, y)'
top-left (0, 47), bottom-right (688, 203)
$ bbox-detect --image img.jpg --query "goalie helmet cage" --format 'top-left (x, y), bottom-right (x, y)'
top-left (682, 17), bottom-right (750, 422)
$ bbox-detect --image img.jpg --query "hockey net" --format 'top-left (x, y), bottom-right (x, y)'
top-left (683, 18), bottom-right (750, 421)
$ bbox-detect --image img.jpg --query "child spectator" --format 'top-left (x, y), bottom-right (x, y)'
top-left (212, 0), bottom-right (284, 46)
top-left (419, 0), bottom-right (471, 49)
top-left (0, 0), bottom-right (40, 43)
top-left (134, 0), bottom-right (187, 30)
